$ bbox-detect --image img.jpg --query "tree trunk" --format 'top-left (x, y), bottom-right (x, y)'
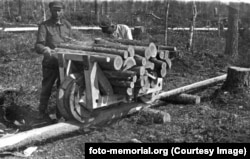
top-left (222, 66), bottom-right (250, 93)
top-left (42, 0), bottom-right (46, 21)
top-left (224, 3), bottom-right (239, 57)
top-left (95, 0), bottom-right (100, 24)
top-left (7, 0), bottom-right (11, 19)
top-left (18, 0), bottom-right (22, 17)
top-left (101, 0), bottom-right (109, 15)
top-left (188, 1), bottom-right (197, 52)
top-left (73, 0), bottom-right (76, 13)
top-left (164, 1), bottom-right (170, 45)
top-left (218, 16), bottom-right (221, 37)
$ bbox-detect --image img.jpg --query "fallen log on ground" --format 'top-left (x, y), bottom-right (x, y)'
top-left (0, 100), bottom-right (165, 152)
top-left (162, 93), bottom-right (201, 104)
top-left (158, 74), bottom-right (227, 99)
top-left (0, 122), bottom-right (82, 152)
top-left (139, 107), bottom-right (171, 124)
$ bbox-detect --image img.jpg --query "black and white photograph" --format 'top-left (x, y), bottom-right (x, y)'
top-left (0, 0), bottom-right (249, 158)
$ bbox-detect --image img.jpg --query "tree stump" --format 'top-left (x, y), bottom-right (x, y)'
top-left (222, 66), bottom-right (250, 93)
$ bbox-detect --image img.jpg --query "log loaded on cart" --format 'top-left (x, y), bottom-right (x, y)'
top-left (53, 38), bottom-right (174, 125)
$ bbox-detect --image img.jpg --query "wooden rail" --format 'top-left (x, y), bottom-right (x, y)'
top-left (0, 26), bottom-right (229, 32)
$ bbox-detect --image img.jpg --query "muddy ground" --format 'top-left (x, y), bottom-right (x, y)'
top-left (0, 30), bottom-right (250, 158)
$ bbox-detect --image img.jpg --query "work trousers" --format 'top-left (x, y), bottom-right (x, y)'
top-left (39, 66), bottom-right (60, 114)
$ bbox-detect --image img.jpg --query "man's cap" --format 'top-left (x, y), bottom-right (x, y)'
top-left (49, 1), bottom-right (64, 9)
top-left (99, 16), bottom-right (114, 28)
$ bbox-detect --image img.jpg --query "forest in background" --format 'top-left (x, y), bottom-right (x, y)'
top-left (1, 0), bottom-right (250, 30)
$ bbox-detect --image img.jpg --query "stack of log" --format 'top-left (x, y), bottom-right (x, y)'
top-left (56, 38), bottom-right (175, 97)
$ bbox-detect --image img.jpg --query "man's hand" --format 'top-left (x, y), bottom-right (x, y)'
top-left (43, 47), bottom-right (52, 57)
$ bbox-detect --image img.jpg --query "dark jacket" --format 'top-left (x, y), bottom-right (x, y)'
top-left (35, 18), bottom-right (72, 68)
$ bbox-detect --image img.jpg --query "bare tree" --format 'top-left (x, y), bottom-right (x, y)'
top-left (18, 0), bottom-right (22, 17)
top-left (42, 0), bottom-right (46, 21)
top-left (164, 1), bottom-right (170, 45)
top-left (1, 0), bottom-right (4, 20)
top-left (224, 3), bottom-right (239, 57)
top-left (95, 0), bottom-right (100, 24)
top-left (214, 7), bottom-right (221, 37)
top-left (101, 0), bottom-right (109, 16)
top-left (7, 0), bottom-right (11, 20)
top-left (73, 0), bottom-right (76, 13)
top-left (188, 1), bottom-right (197, 52)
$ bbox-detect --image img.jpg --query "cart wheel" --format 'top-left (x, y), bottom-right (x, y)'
top-left (139, 91), bottom-right (159, 104)
top-left (57, 74), bottom-right (91, 123)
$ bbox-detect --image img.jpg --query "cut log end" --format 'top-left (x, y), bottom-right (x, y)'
top-left (160, 67), bottom-right (167, 78)
top-left (127, 45), bottom-right (135, 57)
top-left (144, 47), bottom-right (152, 60)
top-left (122, 57), bottom-right (136, 71)
top-left (123, 51), bottom-right (129, 59)
top-left (114, 56), bottom-right (124, 70)
top-left (149, 43), bottom-right (157, 58)
top-left (157, 51), bottom-right (165, 60)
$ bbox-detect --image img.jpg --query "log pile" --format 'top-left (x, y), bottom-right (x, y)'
top-left (56, 38), bottom-right (175, 97)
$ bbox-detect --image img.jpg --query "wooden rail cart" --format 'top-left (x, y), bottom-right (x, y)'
top-left (54, 38), bottom-right (173, 124)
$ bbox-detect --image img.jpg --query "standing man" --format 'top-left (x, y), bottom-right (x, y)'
top-left (35, 1), bottom-right (72, 121)
top-left (99, 16), bottom-right (133, 40)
